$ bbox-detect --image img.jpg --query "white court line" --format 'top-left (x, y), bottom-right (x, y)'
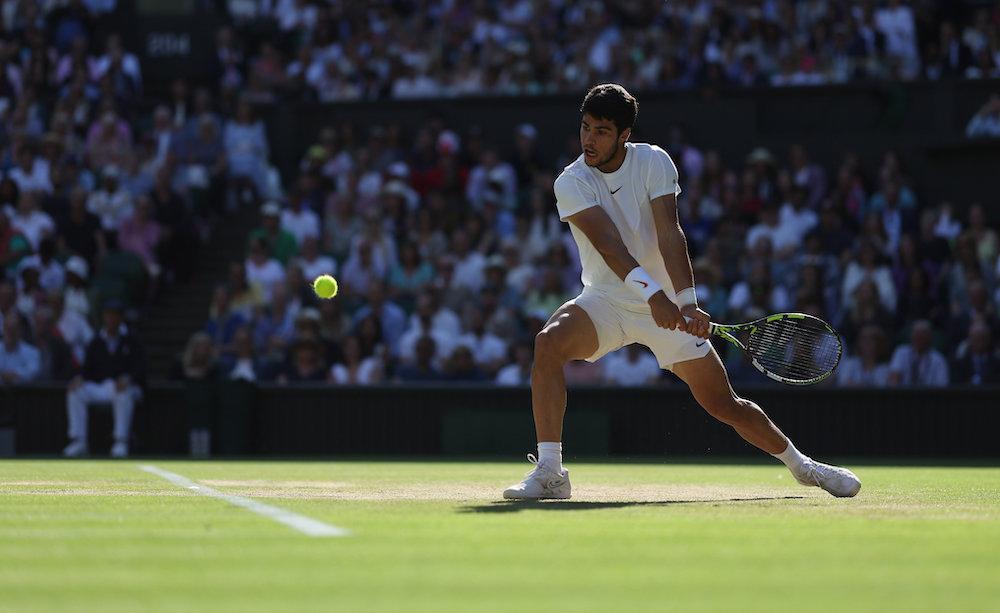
top-left (139, 464), bottom-right (349, 538)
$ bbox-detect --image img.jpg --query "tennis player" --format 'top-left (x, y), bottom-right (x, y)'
top-left (503, 84), bottom-right (861, 499)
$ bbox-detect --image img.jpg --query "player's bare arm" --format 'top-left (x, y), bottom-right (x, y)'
top-left (649, 194), bottom-right (709, 338)
top-left (564, 205), bottom-right (687, 332)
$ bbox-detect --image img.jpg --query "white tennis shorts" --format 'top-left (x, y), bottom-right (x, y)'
top-left (568, 288), bottom-right (712, 370)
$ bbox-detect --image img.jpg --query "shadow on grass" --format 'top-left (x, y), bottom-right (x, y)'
top-left (459, 496), bottom-right (805, 513)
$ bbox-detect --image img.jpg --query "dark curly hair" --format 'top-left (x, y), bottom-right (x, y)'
top-left (580, 84), bottom-right (638, 134)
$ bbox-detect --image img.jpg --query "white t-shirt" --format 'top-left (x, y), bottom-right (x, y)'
top-left (330, 359), bottom-right (381, 384)
top-left (455, 331), bottom-right (508, 366)
top-left (280, 208), bottom-right (320, 246)
top-left (4, 207), bottom-right (55, 250)
top-left (245, 258), bottom-right (286, 301)
top-left (296, 254), bottom-right (337, 281)
top-left (553, 142), bottom-right (681, 310)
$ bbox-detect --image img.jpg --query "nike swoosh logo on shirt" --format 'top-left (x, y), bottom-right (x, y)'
top-left (611, 186), bottom-right (622, 194)
top-left (635, 280), bottom-right (648, 288)
top-left (695, 341), bottom-right (707, 348)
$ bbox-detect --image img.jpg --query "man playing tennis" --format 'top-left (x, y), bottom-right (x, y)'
top-left (503, 84), bottom-right (861, 499)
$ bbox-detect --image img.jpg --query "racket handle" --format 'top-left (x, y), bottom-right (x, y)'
top-left (682, 315), bottom-right (717, 335)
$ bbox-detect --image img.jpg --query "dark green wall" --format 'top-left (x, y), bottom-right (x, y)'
top-left (5, 384), bottom-right (998, 458)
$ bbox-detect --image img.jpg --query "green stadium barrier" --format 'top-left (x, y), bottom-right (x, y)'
top-left (6, 384), bottom-right (999, 458)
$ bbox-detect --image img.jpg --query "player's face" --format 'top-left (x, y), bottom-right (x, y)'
top-left (580, 114), bottom-right (629, 168)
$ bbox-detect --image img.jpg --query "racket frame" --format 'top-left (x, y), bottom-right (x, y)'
top-left (709, 312), bottom-right (843, 386)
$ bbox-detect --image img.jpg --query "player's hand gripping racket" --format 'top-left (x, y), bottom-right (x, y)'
top-left (701, 312), bottom-right (843, 385)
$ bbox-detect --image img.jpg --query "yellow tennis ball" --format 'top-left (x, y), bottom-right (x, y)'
top-left (312, 275), bottom-right (338, 299)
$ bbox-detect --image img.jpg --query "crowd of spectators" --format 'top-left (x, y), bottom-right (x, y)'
top-left (0, 2), bottom-right (285, 454)
top-left (213, 0), bottom-right (1000, 101)
top-left (183, 112), bottom-right (1000, 391)
top-left (0, 0), bottom-right (999, 396)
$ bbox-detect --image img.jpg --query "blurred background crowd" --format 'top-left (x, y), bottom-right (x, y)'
top-left (0, 0), bottom-right (997, 399)
top-left (217, 0), bottom-right (1000, 100)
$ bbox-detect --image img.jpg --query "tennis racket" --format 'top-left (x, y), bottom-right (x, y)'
top-left (707, 312), bottom-right (843, 385)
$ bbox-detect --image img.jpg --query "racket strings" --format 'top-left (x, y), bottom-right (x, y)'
top-left (746, 317), bottom-right (841, 382)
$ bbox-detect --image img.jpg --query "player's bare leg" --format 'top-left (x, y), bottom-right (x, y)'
top-left (531, 304), bottom-right (600, 443)
top-left (503, 303), bottom-right (599, 500)
top-left (672, 349), bottom-right (861, 497)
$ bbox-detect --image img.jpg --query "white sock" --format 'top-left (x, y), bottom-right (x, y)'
top-left (537, 441), bottom-right (562, 471)
top-left (772, 439), bottom-right (809, 474)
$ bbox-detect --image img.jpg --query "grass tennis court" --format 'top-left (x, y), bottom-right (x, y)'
top-left (2, 459), bottom-right (998, 612)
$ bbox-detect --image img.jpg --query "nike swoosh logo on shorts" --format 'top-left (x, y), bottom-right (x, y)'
top-left (635, 280), bottom-right (648, 288)
top-left (611, 186), bottom-right (622, 194)
top-left (695, 341), bottom-right (707, 347)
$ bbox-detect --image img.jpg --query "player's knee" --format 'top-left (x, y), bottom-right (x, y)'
top-left (534, 328), bottom-right (567, 364)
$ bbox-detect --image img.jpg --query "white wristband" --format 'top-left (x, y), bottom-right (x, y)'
top-left (624, 266), bottom-right (662, 302)
top-left (676, 286), bottom-right (697, 308)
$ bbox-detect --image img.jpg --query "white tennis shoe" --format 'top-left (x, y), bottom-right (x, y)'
top-left (503, 454), bottom-right (571, 500)
top-left (795, 460), bottom-right (861, 497)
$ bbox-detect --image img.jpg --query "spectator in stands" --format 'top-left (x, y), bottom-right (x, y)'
top-left (397, 336), bottom-right (444, 382)
top-left (524, 267), bottom-right (570, 319)
top-left (444, 345), bottom-right (487, 382)
top-left (118, 196), bottom-right (162, 281)
top-left (966, 94), bottom-right (1000, 138)
top-left (888, 319), bottom-right (949, 387)
top-left (387, 242), bottom-right (433, 309)
top-left (352, 283), bottom-right (406, 356)
top-left (456, 305), bottom-right (508, 376)
top-left (16, 259), bottom-right (46, 319)
top-left (29, 304), bottom-right (74, 381)
top-left (63, 301), bottom-right (145, 458)
top-left (253, 285), bottom-right (298, 352)
top-left (0, 208), bottom-right (30, 276)
top-left (293, 236), bottom-right (335, 281)
top-left (244, 236), bottom-right (285, 302)
top-left (205, 284), bottom-right (247, 351)
top-left (226, 261), bottom-right (262, 318)
top-left (224, 98), bottom-right (269, 195)
top-left (9, 144), bottom-right (52, 194)
top-left (277, 336), bottom-right (327, 383)
top-left (86, 165), bottom-right (133, 231)
top-left (86, 110), bottom-right (133, 170)
top-left (19, 237), bottom-right (64, 292)
top-left (496, 342), bottom-right (532, 386)
top-left (91, 230), bottom-right (147, 311)
top-left (219, 325), bottom-right (264, 382)
top-left (728, 260), bottom-right (790, 321)
top-left (842, 240), bottom-right (898, 312)
top-left (171, 332), bottom-right (218, 457)
top-left (965, 204), bottom-right (997, 271)
top-left (837, 325), bottom-right (891, 387)
top-left (449, 229), bottom-right (486, 292)
top-left (280, 192), bottom-right (320, 247)
top-left (51, 291), bottom-right (93, 367)
top-left (0, 312), bottom-right (41, 384)
top-left (602, 344), bottom-right (661, 387)
top-left (249, 202), bottom-right (298, 264)
top-left (57, 188), bottom-right (103, 266)
top-left (329, 335), bottom-right (383, 385)
top-left (7, 190), bottom-right (55, 251)
top-left (952, 319), bottom-right (1000, 386)
top-left (62, 256), bottom-right (90, 318)
top-left (340, 240), bottom-right (385, 302)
